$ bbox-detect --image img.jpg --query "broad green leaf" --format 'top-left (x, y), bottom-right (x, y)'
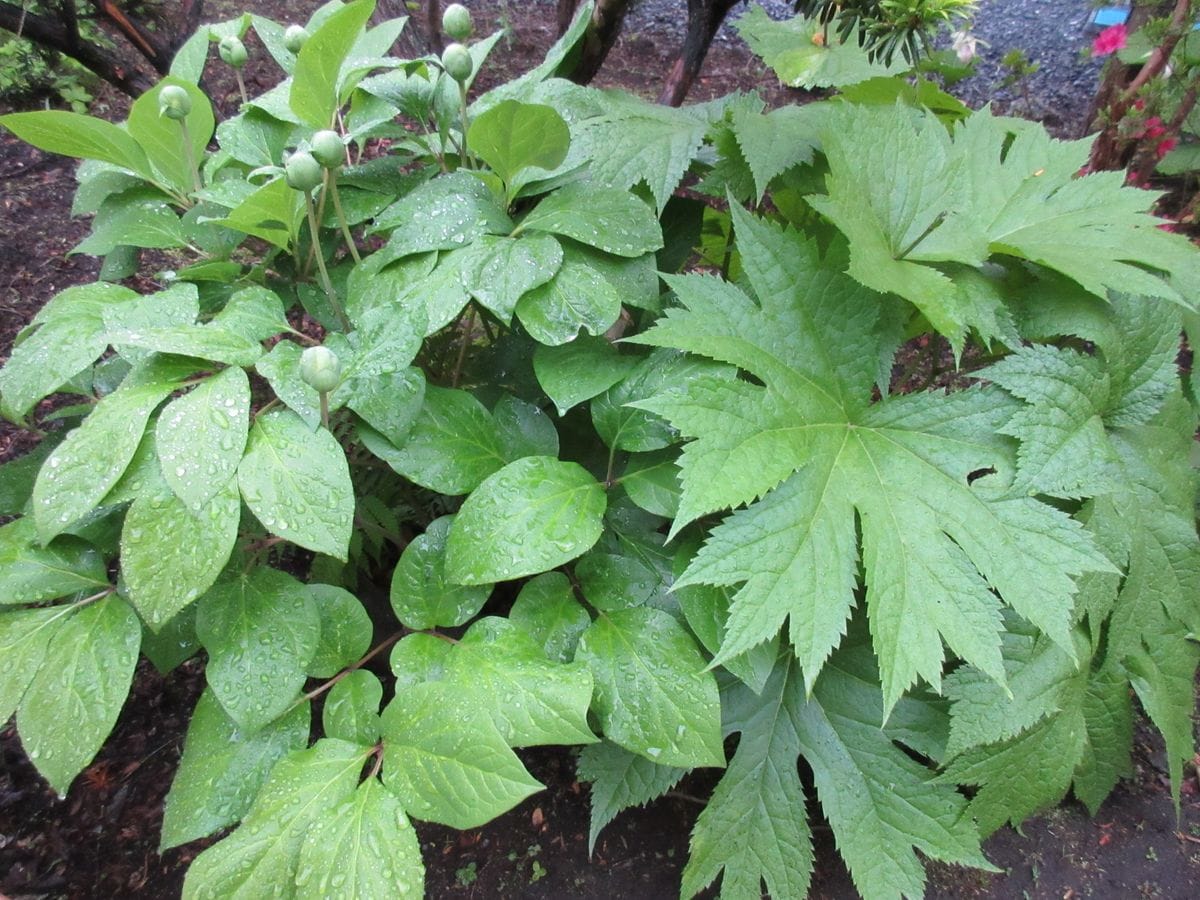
top-left (390, 516), bottom-right (491, 630)
top-left (0, 110), bottom-right (155, 182)
top-left (121, 479), bottom-right (241, 629)
top-left (182, 740), bottom-right (366, 900)
top-left (445, 456), bottom-right (606, 584)
top-left (631, 207), bottom-right (1111, 710)
top-left (212, 287), bottom-right (291, 341)
top-left (295, 779), bottom-right (424, 899)
top-left (256, 341), bottom-right (322, 430)
top-left (322, 669), bottom-right (383, 746)
top-left (380, 682), bottom-right (542, 828)
top-left (0, 518), bottom-right (107, 605)
top-left (161, 689), bottom-right (310, 850)
top-left (238, 409), bottom-right (354, 559)
top-left (290, 0), bottom-right (378, 128)
top-left (345, 368), bottom-right (426, 446)
top-left (0, 605), bottom-right (75, 724)
top-left (17, 596), bottom-right (141, 795)
top-left (577, 740), bottom-right (686, 854)
top-left (509, 572), bottom-right (592, 663)
top-left (519, 182), bottom-right (662, 257)
top-left (467, 100), bottom-right (571, 195)
top-left (370, 171), bottom-right (511, 253)
top-left (493, 394), bottom-right (559, 461)
top-left (592, 348), bottom-right (730, 453)
top-left (215, 106), bottom-right (295, 168)
top-left (211, 177), bottom-right (303, 252)
top-left (307, 584), bottom-right (373, 678)
top-left (331, 302), bottom-right (425, 392)
top-left (33, 380), bottom-right (176, 542)
top-left (736, 6), bottom-right (902, 89)
top-left (157, 367), bottom-right (251, 511)
top-left (533, 335), bottom-right (637, 416)
top-left (462, 233), bottom-right (563, 322)
top-left (371, 385), bottom-right (504, 494)
top-left (1073, 663), bottom-right (1134, 814)
top-left (619, 450), bottom-right (681, 519)
top-left (0, 442), bottom-right (56, 516)
top-left (576, 526), bottom-right (673, 613)
top-left (195, 568), bottom-right (321, 732)
top-left (126, 78), bottom-right (215, 195)
top-left (437, 617), bottom-right (597, 747)
top-left (73, 189), bottom-right (187, 256)
top-left (0, 282), bottom-right (137, 421)
top-left (109, 322), bottom-right (264, 368)
top-left (515, 246), bottom-right (624, 346)
top-left (575, 607), bottom-right (723, 768)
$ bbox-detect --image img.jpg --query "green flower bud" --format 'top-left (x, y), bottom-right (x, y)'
top-left (283, 24), bottom-right (310, 54)
top-left (158, 85), bottom-right (192, 120)
top-left (218, 35), bottom-right (248, 69)
top-left (311, 130), bottom-right (345, 169)
top-left (284, 150), bottom-right (324, 193)
top-left (442, 3), bottom-right (473, 41)
top-left (299, 345), bottom-right (342, 393)
top-left (441, 42), bottom-right (473, 83)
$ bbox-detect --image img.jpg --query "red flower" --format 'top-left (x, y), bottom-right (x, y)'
top-left (1144, 117), bottom-right (1166, 139)
top-left (1156, 137), bottom-right (1178, 159)
top-left (1093, 24), bottom-right (1127, 56)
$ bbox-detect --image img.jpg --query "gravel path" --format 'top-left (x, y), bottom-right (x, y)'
top-left (606, 0), bottom-right (1107, 133)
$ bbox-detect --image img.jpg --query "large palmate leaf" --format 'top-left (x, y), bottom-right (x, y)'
top-left (630, 207), bottom-right (1111, 712)
top-left (808, 105), bottom-right (1197, 349)
top-left (685, 646), bottom-right (991, 900)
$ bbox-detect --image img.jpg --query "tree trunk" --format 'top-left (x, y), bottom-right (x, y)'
top-left (0, 0), bottom-right (157, 95)
top-left (658, 0), bottom-right (741, 106)
top-left (425, 0), bottom-right (443, 54)
top-left (565, 0), bottom-right (633, 86)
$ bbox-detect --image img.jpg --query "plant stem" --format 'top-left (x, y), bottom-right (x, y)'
top-left (319, 389), bottom-right (330, 430)
top-left (304, 190), bottom-right (351, 331)
top-left (458, 80), bottom-right (475, 168)
top-left (177, 118), bottom-right (202, 194)
top-left (896, 213), bottom-right (945, 260)
top-left (296, 630), bottom-right (405, 707)
top-left (235, 69), bottom-right (248, 105)
top-left (329, 177), bottom-right (362, 263)
top-left (303, 174), bottom-right (332, 277)
top-left (450, 304), bottom-right (477, 387)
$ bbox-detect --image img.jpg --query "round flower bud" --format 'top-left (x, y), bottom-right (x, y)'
top-left (442, 4), bottom-right (473, 41)
top-left (158, 85), bottom-right (192, 120)
top-left (283, 24), bottom-right (310, 54)
top-left (218, 35), bottom-right (248, 69)
top-left (310, 130), bottom-right (345, 169)
top-left (284, 150), bottom-right (324, 193)
top-left (299, 345), bottom-right (342, 393)
top-left (441, 42), bottom-right (473, 83)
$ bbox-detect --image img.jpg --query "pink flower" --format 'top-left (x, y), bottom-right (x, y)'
top-left (1093, 25), bottom-right (1127, 56)
top-left (1156, 137), bottom-right (1178, 159)
top-left (1143, 117), bottom-right (1166, 139)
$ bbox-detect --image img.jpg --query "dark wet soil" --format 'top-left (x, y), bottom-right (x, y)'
top-left (1, 2), bottom-right (1198, 899)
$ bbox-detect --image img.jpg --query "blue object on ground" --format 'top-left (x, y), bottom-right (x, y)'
top-left (1092, 7), bottom-right (1130, 28)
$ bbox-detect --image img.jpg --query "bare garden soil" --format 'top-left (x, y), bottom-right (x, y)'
top-left (1, 2), bottom-right (1199, 898)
